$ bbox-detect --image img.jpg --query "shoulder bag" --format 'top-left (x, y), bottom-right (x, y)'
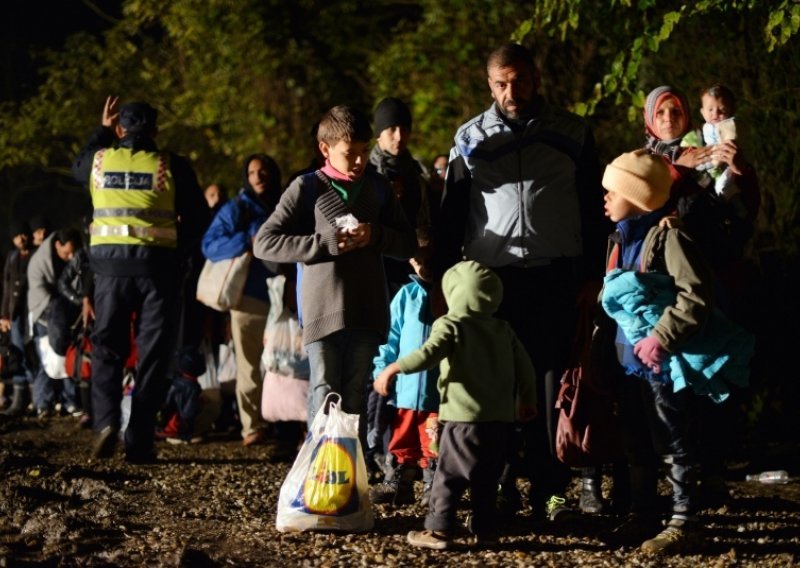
top-left (196, 252), bottom-right (251, 312)
top-left (555, 302), bottom-right (622, 467)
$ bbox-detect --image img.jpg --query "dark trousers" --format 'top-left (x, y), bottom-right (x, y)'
top-left (494, 262), bottom-right (577, 503)
top-left (91, 274), bottom-right (176, 455)
top-left (425, 422), bottom-right (507, 535)
top-left (619, 375), bottom-right (696, 516)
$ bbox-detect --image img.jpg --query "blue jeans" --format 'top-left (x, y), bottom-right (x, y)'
top-left (10, 315), bottom-right (34, 386)
top-left (305, 329), bottom-right (381, 431)
top-left (32, 321), bottom-right (77, 411)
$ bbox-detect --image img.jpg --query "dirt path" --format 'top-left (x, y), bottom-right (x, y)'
top-left (1, 415), bottom-right (798, 567)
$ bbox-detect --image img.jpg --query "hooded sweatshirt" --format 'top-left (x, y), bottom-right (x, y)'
top-left (396, 260), bottom-right (537, 422)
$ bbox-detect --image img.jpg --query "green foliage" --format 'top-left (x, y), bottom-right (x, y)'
top-left (0, 0), bottom-right (419, 189)
top-left (367, 0), bottom-right (522, 161)
top-left (765, 1), bottom-right (800, 50)
top-left (0, 0), bottom-right (798, 257)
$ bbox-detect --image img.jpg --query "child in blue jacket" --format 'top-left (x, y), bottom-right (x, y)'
top-left (371, 242), bottom-right (440, 507)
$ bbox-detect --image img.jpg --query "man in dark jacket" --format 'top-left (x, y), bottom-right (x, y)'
top-left (72, 97), bottom-right (208, 463)
top-left (1, 221), bottom-right (34, 415)
top-left (434, 43), bottom-right (609, 521)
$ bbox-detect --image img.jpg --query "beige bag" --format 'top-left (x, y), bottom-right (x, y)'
top-left (196, 252), bottom-right (251, 311)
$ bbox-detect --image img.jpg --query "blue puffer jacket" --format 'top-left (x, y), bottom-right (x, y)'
top-left (602, 268), bottom-right (754, 402)
top-left (201, 190), bottom-right (273, 303)
top-left (372, 276), bottom-right (439, 411)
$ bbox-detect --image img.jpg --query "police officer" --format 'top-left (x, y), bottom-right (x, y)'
top-left (72, 97), bottom-right (208, 463)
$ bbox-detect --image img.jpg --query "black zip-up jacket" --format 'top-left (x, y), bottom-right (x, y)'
top-left (57, 248), bottom-right (93, 307)
top-left (1, 249), bottom-right (31, 320)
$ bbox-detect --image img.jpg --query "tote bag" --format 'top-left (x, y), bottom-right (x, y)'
top-left (196, 252), bottom-right (251, 312)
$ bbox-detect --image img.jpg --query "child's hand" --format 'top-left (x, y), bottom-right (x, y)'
top-left (634, 335), bottom-right (667, 373)
top-left (517, 404), bottom-right (538, 422)
top-left (337, 223), bottom-right (372, 252)
top-left (373, 362), bottom-right (400, 396)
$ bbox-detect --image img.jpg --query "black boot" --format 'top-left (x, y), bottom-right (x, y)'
top-left (579, 476), bottom-right (605, 514)
top-left (420, 459), bottom-right (437, 507)
top-left (369, 462), bottom-right (418, 506)
top-left (2, 384), bottom-right (29, 416)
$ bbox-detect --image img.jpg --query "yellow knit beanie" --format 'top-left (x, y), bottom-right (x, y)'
top-left (601, 150), bottom-right (672, 212)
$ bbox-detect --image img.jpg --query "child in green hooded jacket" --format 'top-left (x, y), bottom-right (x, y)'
top-left (374, 260), bottom-right (537, 549)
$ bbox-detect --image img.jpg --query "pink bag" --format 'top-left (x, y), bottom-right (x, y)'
top-left (261, 370), bottom-right (308, 423)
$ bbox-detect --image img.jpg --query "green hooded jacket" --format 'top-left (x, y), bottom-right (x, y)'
top-left (396, 261), bottom-right (537, 422)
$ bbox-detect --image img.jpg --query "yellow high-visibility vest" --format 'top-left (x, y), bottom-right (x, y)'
top-left (89, 147), bottom-right (178, 248)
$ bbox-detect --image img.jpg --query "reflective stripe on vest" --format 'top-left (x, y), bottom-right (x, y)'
top-left (90, 225), bottom-right (178, 240)
top-left (89, 148), bottom-right (177, 248)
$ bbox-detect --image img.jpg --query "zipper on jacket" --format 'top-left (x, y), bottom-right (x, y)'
top-left (516, 137), bottom-right (526, 267)
top-left (416, 315), bottom-right (432, 410)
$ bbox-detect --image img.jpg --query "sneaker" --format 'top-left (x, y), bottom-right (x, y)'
top-left (545, 494), bottom-right (578, 522)
top-left (407, 530), bottom-right (450, 550)
top-left (65, 405), bottom-right (84, 418)
top-left (157, 413), bottom-right (181, 438)
top-left (92, 425), bottom-right (119, 459)
top-left (166, 436), bottom-right (203, 445)
top-left (602, 513), bottom-right (663, 547)
top-left (36, 407), bottom-right (54, 420)
top-left (641, 518), bottom-right (698, 554)
top-left (242, 430), bottom-right (268, 447)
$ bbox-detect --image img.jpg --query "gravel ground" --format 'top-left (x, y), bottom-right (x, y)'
top-left (1, 414), bottom-right (798, 567)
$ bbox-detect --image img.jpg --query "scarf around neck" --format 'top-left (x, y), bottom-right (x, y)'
top-left (643, 85), bottom-right (691, 163)
top-left (368, 145), bottom-right (420, 180)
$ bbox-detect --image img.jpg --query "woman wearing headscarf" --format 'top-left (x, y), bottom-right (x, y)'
top-left (202, 154), bottom-right (282, 446)
top-left (641, 85), bottom-right (760, 226)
